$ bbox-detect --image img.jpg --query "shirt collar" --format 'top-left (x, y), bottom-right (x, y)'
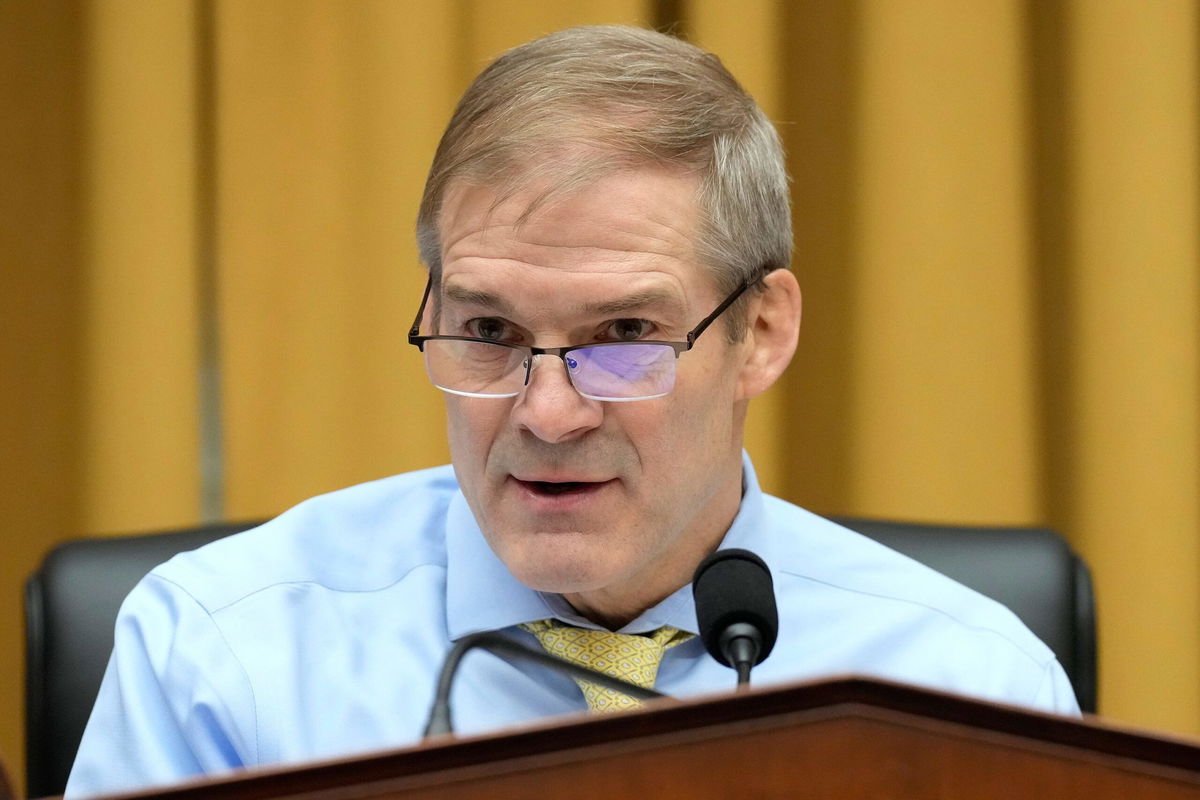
top-left (444, 451), bottom-right (770, 639)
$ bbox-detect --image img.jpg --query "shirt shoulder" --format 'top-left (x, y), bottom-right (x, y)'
top-left (761, 495), bottom-right (1055, 661)
top-left (755, 494), bottom-right (1078, 713)
top-left (151, 464), bottom-right (460, 613)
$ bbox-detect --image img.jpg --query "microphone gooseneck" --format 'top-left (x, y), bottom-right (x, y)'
top-left (692, 548), bottom-right (779, 686)
top-left (423, 631), bottom-right (667, 737)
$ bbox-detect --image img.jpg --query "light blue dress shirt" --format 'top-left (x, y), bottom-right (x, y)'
top-left (66, 455), bottom-right (1079, 798)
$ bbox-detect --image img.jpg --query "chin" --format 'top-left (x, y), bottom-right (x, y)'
top-left (510, 562), bottom-right (610, 595)
top-left (500, 541), bottom-right (620, 595)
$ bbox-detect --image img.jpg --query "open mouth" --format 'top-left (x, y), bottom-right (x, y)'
top-left (525, 480), bottom-right (591, 496)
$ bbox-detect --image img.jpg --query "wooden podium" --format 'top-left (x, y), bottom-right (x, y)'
top-left (91, 678), bottom-right (1200, 800)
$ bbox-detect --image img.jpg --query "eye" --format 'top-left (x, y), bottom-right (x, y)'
top-left (604, 318), bottom-right (654, 342)
top-left (465, 317), bottom-right (514, 342)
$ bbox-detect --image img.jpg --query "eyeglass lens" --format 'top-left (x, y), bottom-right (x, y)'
top-left (423, 339), bottom-right (678, 400)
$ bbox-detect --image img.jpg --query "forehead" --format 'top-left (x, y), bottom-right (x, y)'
top-left (437, 167), bottom-right (709, 297)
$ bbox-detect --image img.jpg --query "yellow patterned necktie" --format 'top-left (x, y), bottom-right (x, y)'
top-left (520, 619), bottom-right (693, 713)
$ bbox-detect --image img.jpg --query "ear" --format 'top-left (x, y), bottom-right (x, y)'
top-left (736, 269), bottom-right (801, 401)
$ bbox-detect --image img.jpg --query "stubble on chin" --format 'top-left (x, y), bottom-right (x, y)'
top-left (484, 517), bottom-right (627, 595)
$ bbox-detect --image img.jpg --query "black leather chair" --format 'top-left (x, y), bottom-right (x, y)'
top-left (24, 517), bottom-right (1096, 798)
top-left (24, 521), bottom-right (260, 799)
top-left (833, 517), bottom-right (1097, 715)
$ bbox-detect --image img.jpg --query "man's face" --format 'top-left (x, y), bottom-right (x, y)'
top-left (434, 167), bottom-right (753, 625)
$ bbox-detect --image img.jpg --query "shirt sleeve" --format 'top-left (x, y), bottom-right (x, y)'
top-left (1030, 658), bottom-right (1083, 716)
top-left (65, 573), bottom-right (258, 799)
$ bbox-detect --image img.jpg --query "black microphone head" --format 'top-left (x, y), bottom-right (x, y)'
top-left (692, 548), bottom-right (778, 667)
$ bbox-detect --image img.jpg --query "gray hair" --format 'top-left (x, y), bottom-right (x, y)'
top-left (416, 25), bottom-right (792, 340)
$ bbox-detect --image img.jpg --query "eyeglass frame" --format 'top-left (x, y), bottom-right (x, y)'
top-left (406, 274), bottom-right (758, 401)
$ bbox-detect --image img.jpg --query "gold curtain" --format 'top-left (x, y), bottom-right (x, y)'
top-left (695, 0), bottom-right (1199, 737)
top-left (2, 0), bottom-right (1197, 793)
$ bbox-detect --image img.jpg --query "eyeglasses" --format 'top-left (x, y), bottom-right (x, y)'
top-left (407, 276), bottom-right (753, 402)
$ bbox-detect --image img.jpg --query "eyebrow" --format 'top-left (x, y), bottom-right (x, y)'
top-left (441, 284), bottom-right (687, 319)
top-left (588, 289), bottom-right (685, 317)
top-left (442, 284), bottom-right (512, 314)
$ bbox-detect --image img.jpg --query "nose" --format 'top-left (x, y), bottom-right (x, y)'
top-left (510, 354), bottom-right (604, 443)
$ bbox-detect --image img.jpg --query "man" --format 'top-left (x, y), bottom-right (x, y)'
top-left (67, 25), bottom-right (1078, 798)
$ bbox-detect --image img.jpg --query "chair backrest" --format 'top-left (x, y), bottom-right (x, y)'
top-left (834, 517), bottom-right (1097, 714)
top-left (24, 521), bottom-right (259, 799)
top-left (24, 517), bottom-right (1097, 797)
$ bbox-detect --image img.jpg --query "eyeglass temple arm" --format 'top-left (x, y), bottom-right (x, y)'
top-left (408, 276), bottom-right (434, 342)
top-left (685, 278), bottom-right (755, 347)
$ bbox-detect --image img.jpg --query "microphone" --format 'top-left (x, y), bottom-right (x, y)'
top-left (692, 548), bottom-right (778, 686)
top-left (423, 631), bottom-right (667, 737)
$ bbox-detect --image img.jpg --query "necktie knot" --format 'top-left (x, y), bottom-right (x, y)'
top-left (521, 619), bottom-right (692, 713)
